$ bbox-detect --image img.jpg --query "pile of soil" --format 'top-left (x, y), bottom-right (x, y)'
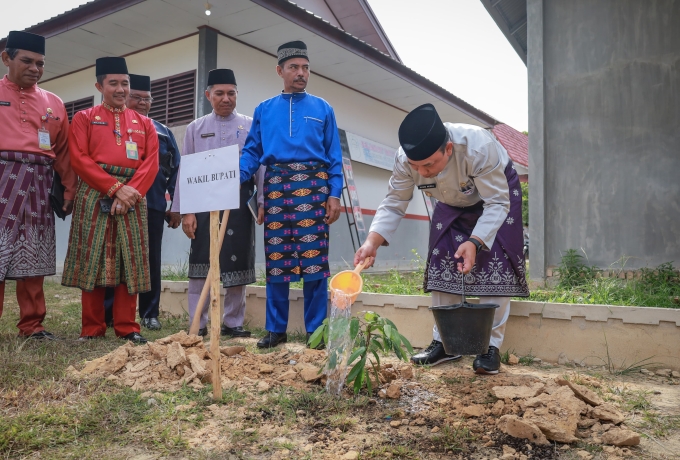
top-left (68, 331), bottom-right (414, 396)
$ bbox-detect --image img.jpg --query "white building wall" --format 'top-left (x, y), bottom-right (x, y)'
top-left (41, 35), bottom-right (199, 105)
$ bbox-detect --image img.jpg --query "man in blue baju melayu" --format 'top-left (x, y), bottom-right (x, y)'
top-left (239, 40), bottom-right (343, 348)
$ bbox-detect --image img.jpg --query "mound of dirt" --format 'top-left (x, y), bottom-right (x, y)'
top-left (493, 377), bottom-right (640, 447)
top-left (68, 331), bottom-right (415, 395)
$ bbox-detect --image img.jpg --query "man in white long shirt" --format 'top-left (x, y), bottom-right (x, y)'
top-left (172, 69), bottom-right (264, 337)
top-left (354, 103), bottom-right (529, 374)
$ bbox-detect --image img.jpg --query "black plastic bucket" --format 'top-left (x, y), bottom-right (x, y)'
top-left (429, 301), bottom-right (500, 355)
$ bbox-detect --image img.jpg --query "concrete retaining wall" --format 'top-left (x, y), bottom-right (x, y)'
top-left (160, 281), bottom-right (680, 370)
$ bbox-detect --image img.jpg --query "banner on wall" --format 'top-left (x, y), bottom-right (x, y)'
top-left (338, 130), bottom-right (368, 245)
top-left (345, 131), bottom-right (397, 171)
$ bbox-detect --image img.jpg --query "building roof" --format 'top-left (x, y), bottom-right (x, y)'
top-left (492, 123), bottom-right (528, 167)
top-left (0, 0), bottom-right (500, 127)
top-left (479, 0), bottom-right (527, 65)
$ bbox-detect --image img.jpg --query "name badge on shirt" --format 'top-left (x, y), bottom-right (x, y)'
top-left (92, 121), bottom-right (108, 125)
top-left (0, 101), bottom-right (10, 107)
top-left (417, 184), bottom-right (437, 190)
top-left (201, 133), bottom-right (215, 138)
top-left (38, 128), bottom-right (51, 150)
top-left (125, 141), bottom-right (139, 160)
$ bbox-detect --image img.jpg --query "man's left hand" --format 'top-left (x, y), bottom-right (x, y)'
top-left (165, 211), bottom-right (181, 229)
top-left (256, 207), bottom-right (264, 225)
top-left (324, 197), bottom-right (341, 225)
top-left (62, 200), bottom-right (74, 216)
top-left (454, 239), bottom-right (480, 274)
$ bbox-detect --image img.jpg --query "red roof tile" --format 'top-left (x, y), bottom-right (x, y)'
top-left (492, 124), bottom-right (528, 168)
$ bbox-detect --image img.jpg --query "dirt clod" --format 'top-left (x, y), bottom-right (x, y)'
top-left (601, 428), bottom-right (641, 446)
top-left (497, 415), bottom-right (549, 445)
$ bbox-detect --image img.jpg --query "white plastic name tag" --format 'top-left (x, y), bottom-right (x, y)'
top-left (125, 141), bottom-right (138, 160)
top-left (38, 128), bottom-right (51, 150)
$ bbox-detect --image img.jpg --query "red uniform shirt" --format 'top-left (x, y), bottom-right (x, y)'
top-left (0, 75), bottom-right (77, 199)
top-left (69, 103), bottom-right (159, 197)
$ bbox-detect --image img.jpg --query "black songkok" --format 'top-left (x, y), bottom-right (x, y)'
top-left (207, 69), bottom-right (237, 86)
top-left (398, 103), bottom-right (447, 161)
top-left (129, 74), bottom-right (151, 91)
top-left (277, 40), bottom-right (308, 65)
top-left (6, 31), bottom-right (45, 55)
top-left (95, 57), bottom-right (128, 76)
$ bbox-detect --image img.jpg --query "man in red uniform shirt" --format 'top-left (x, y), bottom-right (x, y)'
top-left (63, 57), bottom-right (159, 343)
top-left (0, 31), bottom-right (77, 339)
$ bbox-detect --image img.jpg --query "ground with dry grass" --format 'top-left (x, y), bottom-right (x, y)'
top-left (1, 281), bottom-right (679, 460)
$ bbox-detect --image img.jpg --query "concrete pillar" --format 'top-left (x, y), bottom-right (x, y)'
top-left (196, 26), bottom-right (218, 118)
top-left (527, 0), bottom-right (546, 281)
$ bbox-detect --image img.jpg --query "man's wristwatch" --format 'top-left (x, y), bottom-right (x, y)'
top-left (467, 238), bottom-right (483, 254)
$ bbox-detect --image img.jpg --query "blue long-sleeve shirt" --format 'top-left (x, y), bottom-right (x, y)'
top-left (146, 119), bottom-right (181, 212)
top-left (240, 91), bottom-right (343, 198)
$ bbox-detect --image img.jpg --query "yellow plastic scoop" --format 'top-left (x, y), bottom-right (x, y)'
top-left (329, 258), bottom-right (371, 307)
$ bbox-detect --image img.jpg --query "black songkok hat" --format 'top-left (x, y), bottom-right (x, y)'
top-left (277, 40), bottom-right (308, 65)
top-left (95, 57), bottom-right (128, 76)
top-left (129, 74), bottom-right (151, 91)
top-left (398, 103), bottom-right (447, 161)
top-left (6, 31), bottom-right (45, 55)
top-left (207, 69), bottom-right (237, 86)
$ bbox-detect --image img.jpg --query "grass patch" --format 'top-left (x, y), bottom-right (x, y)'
top-left (528, 251), bottom-right (680, 308)
top-left (362, 445), bottom-right (420, 459)
top-left (431, 423), bottom-right (475, 453)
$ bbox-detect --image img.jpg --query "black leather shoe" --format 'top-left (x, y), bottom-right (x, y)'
top-left (473, 346), bottom-right (501, 375)
top-left (141, 317), bottom-right (162, 330)
top-left (120, 332), bottom-right (148, 344)
top-left (221, 325), bottom-right (251, 337)
top-left (22, 331), bottom-right (60, 340)
top-left (410, 340), bottom-right (462, 366)
top-left (257, 331), bottom-right (287, 348)
top-left (197, 327), bottom-right (208, 337)
top-left (306, 332), bottom-right (325, 350)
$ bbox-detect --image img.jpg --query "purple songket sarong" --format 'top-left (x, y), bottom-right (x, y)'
top-left (0, 151), bottom-right (56, 281)
top-left (425, 163), bottom-right (529, 297)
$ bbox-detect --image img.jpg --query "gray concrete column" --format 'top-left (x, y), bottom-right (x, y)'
top-left (196, 26), bottom-right (218, 118)
top-left (527, 0), bottom-right (546, 281)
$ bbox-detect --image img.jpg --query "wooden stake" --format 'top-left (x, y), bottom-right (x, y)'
top-left (189, 210), bottom-right (230, 336)
top-left (209, 210), bottom-right (222, 400)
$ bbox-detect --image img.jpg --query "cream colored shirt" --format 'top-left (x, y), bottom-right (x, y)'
top-left (370, 123), bottom-right (511, 249)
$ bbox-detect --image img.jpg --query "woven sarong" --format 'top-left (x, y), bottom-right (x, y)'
top-left (188, 177), bottom-right (256, 287)
top-left (263, 161), bottom-right (330, 283)
top-left (0, 152), bottom-right (55, 280)
top-left (425, 162), bottom-right (530, 297)
top-left (62, 164), bottom-right (150, 294)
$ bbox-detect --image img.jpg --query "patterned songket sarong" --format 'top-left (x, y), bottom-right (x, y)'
top-left (0, 152), bottom-right (56, 280)
top-left (263, 162), bottom-right (330, 283)
top-left (62, 164), bottom-right (150, 294)
top-left (425, 163), bottom-right (530, 297)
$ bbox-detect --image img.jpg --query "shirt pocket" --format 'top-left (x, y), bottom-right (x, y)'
top-left (303, 116), bottom-right (324, 141)
top-left (129, 131), bottom-right (148, 157)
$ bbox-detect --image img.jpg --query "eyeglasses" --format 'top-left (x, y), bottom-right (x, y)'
top-left (129, 95), bottom-right (154, 103)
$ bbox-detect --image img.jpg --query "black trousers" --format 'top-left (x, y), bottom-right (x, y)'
top-left (104, 208), bottom-right (165, 323)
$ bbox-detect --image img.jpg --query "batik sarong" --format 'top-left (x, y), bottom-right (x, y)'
top-left (62, 164), bottom-right (150, 294)
top-left (425, 162), bottom-right (530, 297)
top-left (0, 152), bottom-right (56, 280)
top-left (188, 177), bottom-right (256, 287)
top-left (263, 161), bottom-right (330, 283)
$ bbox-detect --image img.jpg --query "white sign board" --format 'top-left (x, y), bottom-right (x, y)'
top-left (179, 145), bottom-right (240, 214)
top-left (345, 131), bottom-right (397, 171)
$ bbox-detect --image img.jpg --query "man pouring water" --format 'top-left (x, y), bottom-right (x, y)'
top-left (353, 104), bottom-right (529, 375)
